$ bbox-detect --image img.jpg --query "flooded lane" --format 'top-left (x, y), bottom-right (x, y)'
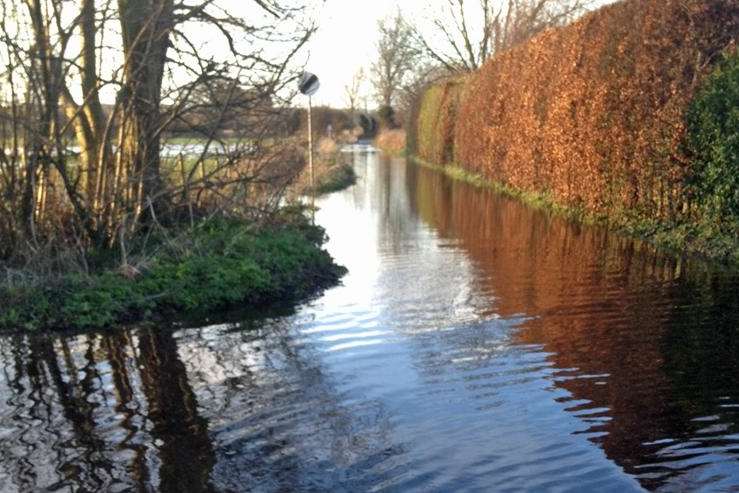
top-left (1, 151), bottom-right (738, 492)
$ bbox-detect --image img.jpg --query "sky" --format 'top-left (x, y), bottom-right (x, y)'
top-left (301, 0), bottom-right (618, 109)
top-left (0, 0), bottom-right (617, 109)
top-left (304, 0), bottom-right (417, 108)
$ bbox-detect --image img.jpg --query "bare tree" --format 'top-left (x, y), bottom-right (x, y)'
top-left (395, 64), bottom-right (450, 127)
top-left (414, 0), bottom-right (591, 72)
top-left (0, 0), bottom-right (317, 261)
top-left (371, 12), bottom-right (419, 125)
top-left (344, 68), bottom-right (365, 114)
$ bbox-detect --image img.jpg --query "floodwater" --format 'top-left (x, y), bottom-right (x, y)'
top-left (1, 150), bottom-right (738, 492)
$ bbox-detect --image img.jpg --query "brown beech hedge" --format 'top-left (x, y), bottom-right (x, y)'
top-left (410, 0), bottom-right (738, 234)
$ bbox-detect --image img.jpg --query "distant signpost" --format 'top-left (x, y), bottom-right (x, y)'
top-left (299, 72), bottom-right (320, 96)
top-left (299, 72), bottom-right (320, 222)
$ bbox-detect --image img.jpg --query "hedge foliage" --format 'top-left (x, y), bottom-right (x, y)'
top-left (686, 53), bottom-right (739, 231)
top-left (409, 0), bottom-right (738, 254)
top-left (414, 81), bottom-right (465, 165)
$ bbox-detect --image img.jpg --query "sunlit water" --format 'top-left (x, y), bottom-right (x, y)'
top-left (1, 151), bottom-right (738, 492)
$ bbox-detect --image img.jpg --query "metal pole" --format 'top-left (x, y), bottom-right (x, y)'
top-left (308, 95), bottom-right (314, 222)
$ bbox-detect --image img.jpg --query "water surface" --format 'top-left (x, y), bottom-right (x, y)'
top-left (1, 151), bottom-right (738, 492)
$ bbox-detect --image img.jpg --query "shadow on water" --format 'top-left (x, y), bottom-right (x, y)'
top-left (0, 150), bottom-right (738, 492)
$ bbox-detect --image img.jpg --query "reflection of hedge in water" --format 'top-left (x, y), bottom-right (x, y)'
top-left (405, 161), bottom-right (739, 490)
top-left (409, 0), bottom-right (738, 252)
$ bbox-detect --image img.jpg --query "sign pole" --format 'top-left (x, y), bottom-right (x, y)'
top-left (308, 95), bottom-right (314, 223)
top-left (298, 71), bottom-right (320, 224)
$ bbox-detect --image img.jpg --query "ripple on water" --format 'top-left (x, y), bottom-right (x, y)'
top-left (1, 152), bottom-right (738, 492)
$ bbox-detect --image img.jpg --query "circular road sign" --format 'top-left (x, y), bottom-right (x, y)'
top-left (299, 72), bottom-right (320, 96)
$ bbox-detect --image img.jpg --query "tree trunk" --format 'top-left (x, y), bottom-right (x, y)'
top-left (80, 0), bottom-right (110, 204)
top-left (118, 0), bottom-right (174, 217)
top-left (24, 0), bottom-right (57, 240)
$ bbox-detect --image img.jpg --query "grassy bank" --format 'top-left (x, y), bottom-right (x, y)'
top-left (412, 157), bottom-right (739, 265)
top-left (0, 213), bottom-right (346, 332)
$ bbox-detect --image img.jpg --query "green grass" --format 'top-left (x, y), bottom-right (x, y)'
top-left (0, 214), bottom-right (347, 332)
top-left (412, 157), bottom-right (739, 265)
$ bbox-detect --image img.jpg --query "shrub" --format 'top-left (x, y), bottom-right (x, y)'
top-left (686, 52), bottom-right (739, 231)
top-left (375, 129), bottom-right (407, 156)
top-left (412, 80), bottom-right (465, 165)
top-left (412, 0), bottom-right (738, 213)
top-left (310, 163), bottom-right (357, 195)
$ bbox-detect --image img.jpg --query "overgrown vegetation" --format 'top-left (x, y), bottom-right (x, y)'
top-left (0, 213), bottom-right (346, 331)
top-left (0, 0), bottom-right (318, 263)
top-left (409, 0), bottom-right (739, 263)
top-left (412, 80), bottom-right (464, 164)
top-left (0, 0), bottom-right (356, 331)
top-left (296, 137), bottom-right (358, 196)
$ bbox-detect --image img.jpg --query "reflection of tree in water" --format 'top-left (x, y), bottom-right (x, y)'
top-left (97, 331), bottom-right (150, 488)
top-left (375, 155), bottom-right (423, 253)
top-left (652, 277), bottom-right (739, 489)
top-left (372, 155), bottom-right (497, 329)
top-left (405, 161), bottom-right (739, 489)
top-left (0, 335), bottom-right (118, 491)
top-left (0, 328), bottom-right (215, 492)
top-left (0, 312), bottom-right (398, 491)
top-left (137, 328), bottom-right (216, 492)
top-left (346, 153), bottom-right (424, 254)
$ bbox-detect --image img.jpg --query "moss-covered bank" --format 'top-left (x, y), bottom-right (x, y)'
top-left (0, 214), bottom-right (346, 332)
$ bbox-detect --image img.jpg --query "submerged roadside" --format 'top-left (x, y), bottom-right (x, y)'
top-left (0, 210), bottom-right (347, 332)
top-left (410, 156), bottom-right (739, 266)
top-left (0, 136), bottom-right (363, 333)
top-left (298, 136), bottom-right (358, 197)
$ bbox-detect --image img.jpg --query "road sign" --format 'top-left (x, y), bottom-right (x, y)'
top-left (299, 72), bottom-right (319, 223)
top-left (299, 72), bottom-right (320, 96)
